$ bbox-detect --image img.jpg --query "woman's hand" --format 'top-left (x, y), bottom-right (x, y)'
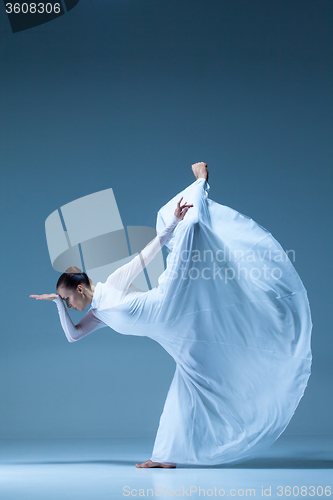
top-left (30, 293), bottom-right (58, 301)
top-left (174, 197), bottom-right (193, 220)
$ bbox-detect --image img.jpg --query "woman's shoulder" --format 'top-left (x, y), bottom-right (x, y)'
top-left (91, 278), bottom-right (126, 311)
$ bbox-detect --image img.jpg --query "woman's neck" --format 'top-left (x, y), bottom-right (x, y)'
top-left (86, 284), bottom-right (96, 304)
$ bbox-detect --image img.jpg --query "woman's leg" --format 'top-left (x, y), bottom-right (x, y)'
top-left (183, 168), bottom-right (211, 227)
top-left (135, 163), bottom-right (209, 469)
top-left (155, 162), bottom-right (210, 245)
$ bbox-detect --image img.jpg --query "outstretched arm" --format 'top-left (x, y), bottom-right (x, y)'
top-left (30, 293), bottom-right (105, 342)
top-left (53, 296), bottom-right (105, 342)
top-left (108, 197), bottom-right (192, 292)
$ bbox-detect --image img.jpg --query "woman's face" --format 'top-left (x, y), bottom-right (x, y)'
top-left (57, 285), bottom-right (88, 312)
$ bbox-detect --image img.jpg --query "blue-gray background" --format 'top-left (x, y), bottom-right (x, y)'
top-left (0, 0), bottom-right (332, 439)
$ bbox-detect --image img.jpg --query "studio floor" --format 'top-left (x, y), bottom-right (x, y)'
top-left (0, 435), bottom-right (332, 499)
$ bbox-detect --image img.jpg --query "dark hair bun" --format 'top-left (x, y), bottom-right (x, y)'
top-left (65, 266), bottom-right (82, 274)
top-left (57, 267), bottom-right (91, 291)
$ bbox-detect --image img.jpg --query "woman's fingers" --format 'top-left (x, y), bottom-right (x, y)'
top-left (175, 197), bottom-right (193, 220)
top-left (29, 294), bottom-right (57, 301)
top-left (177, 197), bottom-right (193, 208)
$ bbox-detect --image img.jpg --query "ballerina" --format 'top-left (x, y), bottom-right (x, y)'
top-left (30, 162), bottom-right (312, 469)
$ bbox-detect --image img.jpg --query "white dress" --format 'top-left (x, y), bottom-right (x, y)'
top-left (53, 178), bottom-right (312, 466)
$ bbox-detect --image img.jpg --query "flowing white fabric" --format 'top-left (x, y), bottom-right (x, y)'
top-left (54, 177), bottom-right (312, 466)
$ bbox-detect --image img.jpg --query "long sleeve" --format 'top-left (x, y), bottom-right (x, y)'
top-left (53, 295), bottom-right (105, 342)
top-left (107, 214), bottom-right (181, 292)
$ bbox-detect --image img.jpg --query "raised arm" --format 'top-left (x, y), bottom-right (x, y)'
top-left (52, 295), bottom-right (105, 342)
top-left (108, 197), bottom-right (192, 292)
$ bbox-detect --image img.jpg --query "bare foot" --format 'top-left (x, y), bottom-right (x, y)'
top-left (191, 162), bottom-right (209, 181)
top-left (135, 459), bottom-right (176, 468)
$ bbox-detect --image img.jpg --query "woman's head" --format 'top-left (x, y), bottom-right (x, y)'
top-left (56, 266), bottom-right (93, 311)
